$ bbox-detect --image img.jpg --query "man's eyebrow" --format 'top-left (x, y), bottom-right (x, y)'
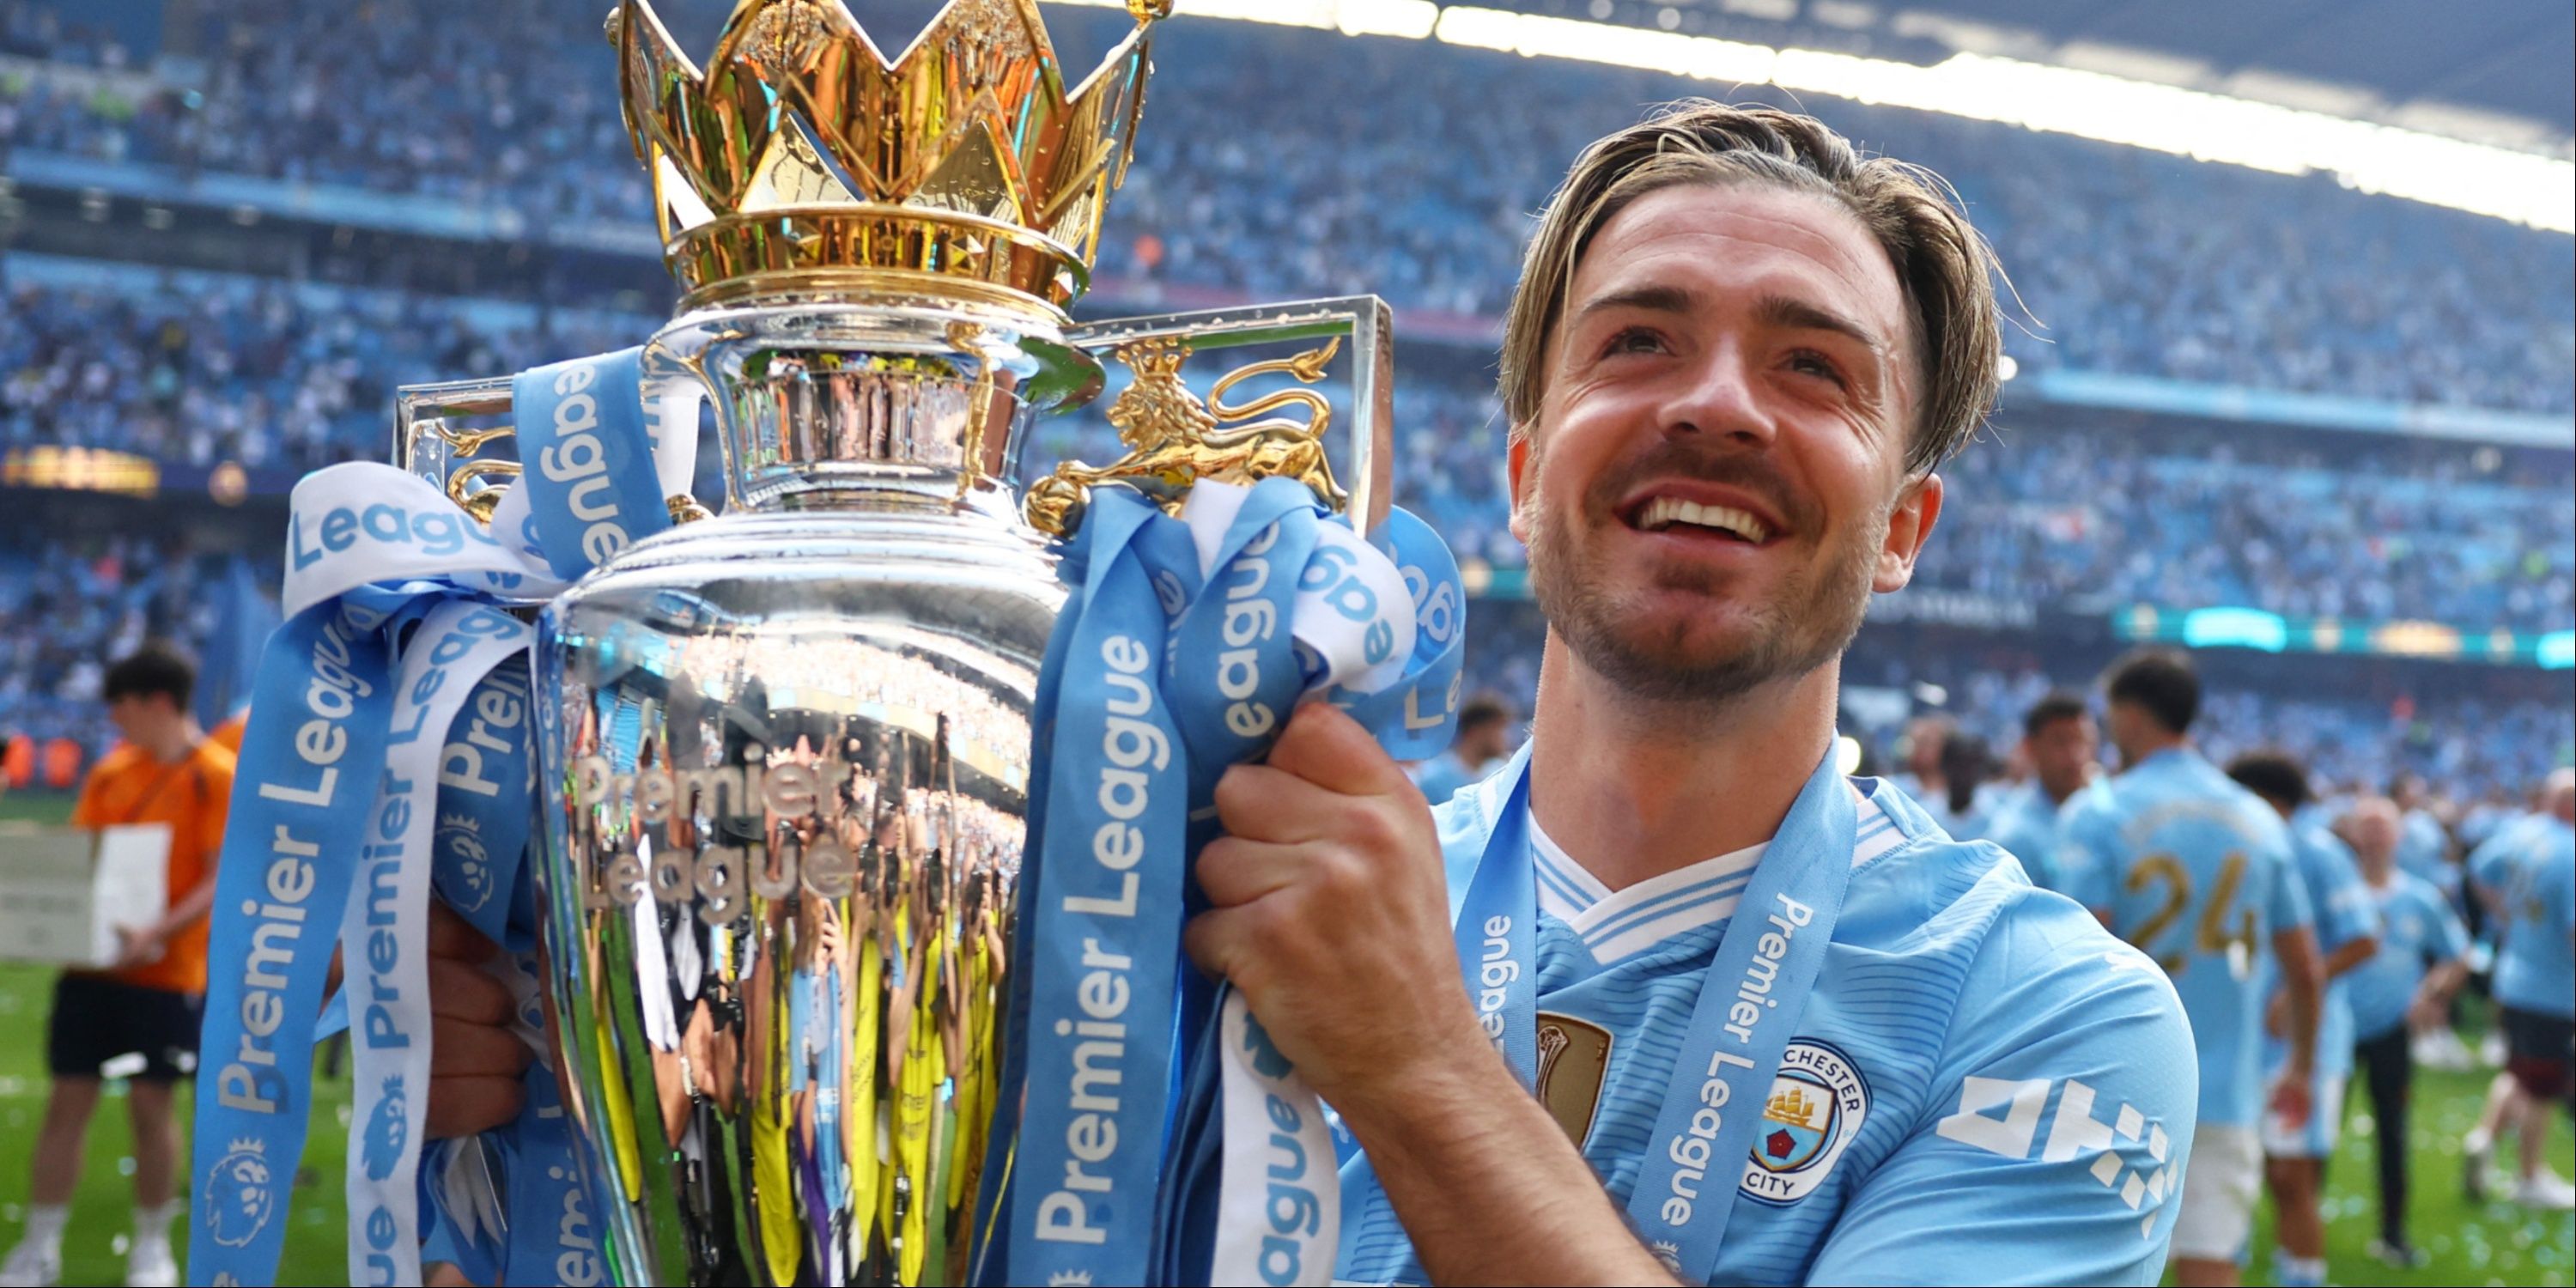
top-left (1756, 294), bottom-right (1886, 355)
top-left (1570, 283), bottom-right (1698, 325)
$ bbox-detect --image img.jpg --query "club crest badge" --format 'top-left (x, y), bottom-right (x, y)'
top-left (1740, 1039), bottom-right (1869, 1205)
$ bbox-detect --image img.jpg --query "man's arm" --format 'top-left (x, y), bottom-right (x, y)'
top-left (2268, 925), bottom-right (2322, 1122)
top-left (1188, 704), bottom-right (1676, 1286)
top-left (2319, 933), bottom-right (2379, 983)
top-left (1807, 920), bottom-right (2198, 1285)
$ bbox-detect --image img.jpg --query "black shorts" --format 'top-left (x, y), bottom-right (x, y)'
top-left (2500, 1005), bottom-right (2575, 1099)
top-left (46, 973), bottom-right (203, 1082)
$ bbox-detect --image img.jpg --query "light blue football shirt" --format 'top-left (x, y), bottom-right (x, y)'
top-left (2469, 812), bottom-right (2547, 913)
top-left (2493, 818), bottom-right (2576, 1020)
top-left (2257, 823), bottom-right (2380, 1082)
top-left (1984, 782), bottom-right (2074, 896)
top-left (2058, 747), bottom-right (2312, 1130)
top-left (2396, 807), bottom-right (2455, 898)
top-left (2344, 872), bottom-right (2468, 1043)
top-left (1334, 759), bottom-right (2199, 1285)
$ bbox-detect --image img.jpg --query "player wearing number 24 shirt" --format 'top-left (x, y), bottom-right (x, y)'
top-left (2058, 651), bottom-right (2322, 1287)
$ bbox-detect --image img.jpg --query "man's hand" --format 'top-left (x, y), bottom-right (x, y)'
top-left (424, 902), bottom-right (533, 1139)
top-left (109, 923), bottom-right (167, 971)
top-left (1183, 702), bottom-right (1488, 1121)
top-left (2267, 1072), bottom-right (2312, 1131)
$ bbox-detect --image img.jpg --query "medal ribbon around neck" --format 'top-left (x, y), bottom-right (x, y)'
top-left (1430, 742), bottom-right (1857, 1285)
top-left (189, 348), bottom-right (680, 1287)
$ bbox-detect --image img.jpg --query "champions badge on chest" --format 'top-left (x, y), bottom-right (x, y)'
top-left (191, 2), bottom-right (1464, 1285)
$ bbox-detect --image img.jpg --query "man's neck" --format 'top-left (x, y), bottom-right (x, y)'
top-left (141, 721), bottom-right (203, 765)
top-left (1523, 635), bottom-right (1838, 893)
top-left (2122, 732), bottom-right (2188, 770)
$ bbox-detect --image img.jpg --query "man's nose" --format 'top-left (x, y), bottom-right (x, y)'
top-left (1658, 343), bottom-right (1778, 449)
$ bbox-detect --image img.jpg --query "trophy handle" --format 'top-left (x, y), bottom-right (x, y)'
top-left (1039, 295), bottom-right (1394, 538)
top-left (394, 370), bottom-right (714, 527)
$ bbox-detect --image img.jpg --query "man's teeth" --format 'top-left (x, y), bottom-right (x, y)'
top-left (1637, 496), bottom-right (1770, 542)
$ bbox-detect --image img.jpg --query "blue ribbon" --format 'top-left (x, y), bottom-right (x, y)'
top-left (511, 347), bottom-right (671, 582)
top-left (190, 605), bottom-right (398, 1285)
top-left (1005, 489), bottom-right (1203, 1286)
top-left (190, 348), bottom-right (676, 1286)
top-left (1436, 745), bottom-right (1857, 1284)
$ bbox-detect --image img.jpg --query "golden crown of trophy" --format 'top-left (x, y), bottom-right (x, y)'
top-left (387, 2), bottom-right (1396, 1283)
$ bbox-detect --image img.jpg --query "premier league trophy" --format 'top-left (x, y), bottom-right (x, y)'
top-left (383, 1), bottom-right (1420, 1284)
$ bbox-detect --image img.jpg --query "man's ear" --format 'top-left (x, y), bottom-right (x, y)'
top-left (1874, 471), bottom-right (1943, 593)
top-left (1506, 431), bottom-right (1534, 545)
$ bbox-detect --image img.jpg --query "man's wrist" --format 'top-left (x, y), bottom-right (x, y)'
top-left (1329, 1015), bottom-right (1523, 1157)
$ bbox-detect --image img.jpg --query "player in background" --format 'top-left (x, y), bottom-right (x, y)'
top-left (2338, 796), bottom-right (2470, 1266)
top-left (2480, 771), bottom-right (2576, 1210)
top-left (2227, 754), bottom-right (2381, 1288)
top-left (1983, 690), bottom-right (2099, 894)
top-left (0, 645), bottom-right (235, 1288)
top-left (2459, 775), bottom-right (2556, 1198)
top-left (2060, 649), bottom-right (2321, 1288)
top-left (1407, 691), bottom-right (1514, 807)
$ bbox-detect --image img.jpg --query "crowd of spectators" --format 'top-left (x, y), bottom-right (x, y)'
top-left (0, 533), bottom-right (268, 769)
top-left (1450, 598), bottom-right (2572, 806)
top-left (0, 274), bottom-right (645, 471)
top-left (3, 1), bottom-right (2568, 412)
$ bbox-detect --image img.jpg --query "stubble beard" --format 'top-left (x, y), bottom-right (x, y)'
top-left (1522, 448), bottom-right (1885, 710)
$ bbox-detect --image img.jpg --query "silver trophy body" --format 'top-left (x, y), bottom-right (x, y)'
top-left (378, 3), bottom-right (1400, 1282)
top-left (532, 301), bottom-right (1076, 1285)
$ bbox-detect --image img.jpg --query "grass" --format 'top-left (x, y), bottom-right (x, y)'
top-left (0, 787), bottom-right (2567, 1284)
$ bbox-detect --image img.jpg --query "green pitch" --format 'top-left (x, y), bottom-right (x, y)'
top-left (0, 788), bottom-right (2567, 1285)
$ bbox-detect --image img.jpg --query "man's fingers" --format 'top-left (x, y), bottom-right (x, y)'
top-left (1182, 905), bottom-right (1256, 981)
top-left (1196, 835), bottom-right (1310, 908)
top-left (1212, 763), bottom-right (1341, 844)
top-left (1267, 702), bottom-right (1412, 799)
top-left (426, 900), bottom-right (501, 963)
top-left (427, 956), bottom-right (516, 1025)
top-left (432, 1015), bottom-right (536, 1078)
top-left (425, 1076), bottom-right (523, 1140)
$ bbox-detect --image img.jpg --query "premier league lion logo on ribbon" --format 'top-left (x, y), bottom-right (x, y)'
top-left (361, 1075), bottom-right (410, 1182)
top-left (201, 1139), bottom-right (276, 1249)
top-left (433, 810), bottom-right (498, 914)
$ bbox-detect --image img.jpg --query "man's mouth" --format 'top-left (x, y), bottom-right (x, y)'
top-left (1624, 495), bottom-right (1775, 544)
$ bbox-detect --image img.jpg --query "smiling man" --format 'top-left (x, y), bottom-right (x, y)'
top-left (1185, 104), bottom-right (2198, 1285)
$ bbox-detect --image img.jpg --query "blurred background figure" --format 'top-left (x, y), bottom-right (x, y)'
top-left (2339, 793), bottom-right (2471, 1266)
top-left (1982, 690), bottom-right (2099, 893)
top-left (0, 644), bottom-right (231, 1288)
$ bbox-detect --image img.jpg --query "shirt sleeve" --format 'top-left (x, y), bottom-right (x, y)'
top-left (2309, 835), bottom-right (2379, 952)
top-left (68, 760), bottom-right (111, 829)
top-left (1805, 902), bottom-right (2198, 1287)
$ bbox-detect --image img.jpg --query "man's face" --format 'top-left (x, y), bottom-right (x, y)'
top-left (107, 693), bottom-right (172, 746)
top-left (1510, 184), bottom-right (1940, 706)
top-left (2026, 714), bottom-right (2099, 801)
top-left (2345, 801), bottom-right (2399, 871)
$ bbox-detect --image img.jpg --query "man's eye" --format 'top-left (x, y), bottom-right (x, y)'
top-left (1788, 350), bottom-right (1847, 387)
top-left (1603, 327), bottom-right (1667, 356)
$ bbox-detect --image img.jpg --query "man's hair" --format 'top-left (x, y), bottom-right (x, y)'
top-left (2227, 751), bottom-right (2312, 811)
top-left (103, 642), bottom-right (197, 709)
top-left (1456, 693), bottom-right (1513, 734)
top-left (2104, 648), bottom-right (2198, 735)
top-left (2022, 690), bottom-right (2090, 740)
top-left (1499, 101), bottom-right (2003, 475)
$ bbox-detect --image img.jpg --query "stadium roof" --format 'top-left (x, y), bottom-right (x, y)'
top-left (1856, 0), bottom-right (2574, 147)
